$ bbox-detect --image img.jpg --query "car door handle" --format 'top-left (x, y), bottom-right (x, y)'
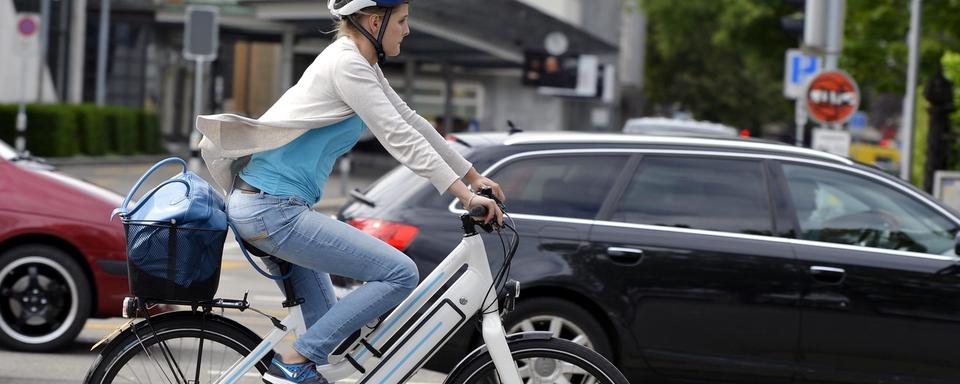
top-left (809, 266), bottom-right (846, 284)
top-left (606, 247), bottom-right (644, 265)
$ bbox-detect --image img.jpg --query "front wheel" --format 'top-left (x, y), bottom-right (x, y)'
top-left (447, 338), bottom-right (629, 384)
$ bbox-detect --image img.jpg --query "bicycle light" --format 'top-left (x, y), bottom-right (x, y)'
top-left (121, 297), bottom-right (138, 319)
top-left (500, 280), bottom-right (520, 314)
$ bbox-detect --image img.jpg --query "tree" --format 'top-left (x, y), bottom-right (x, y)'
top-left (842, 0), bottom-right (960, 94)
top-left (639, 0), bottom-right (960, 138)
top-left (641, 0), bottom-right (798, 133)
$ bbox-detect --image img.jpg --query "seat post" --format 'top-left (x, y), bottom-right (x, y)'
top-left (274, 257), bottom-right (305, 307)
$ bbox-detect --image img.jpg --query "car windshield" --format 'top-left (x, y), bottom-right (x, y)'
top-left (0, 140), bottom-right (17, 160)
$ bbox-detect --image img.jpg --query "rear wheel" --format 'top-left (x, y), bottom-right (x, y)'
top-left (0, 245), bottom-right (91, 351)
top-left (85, 313), bottom-right (270, 384)
top-left (448, 338), bottom-right (629, 384)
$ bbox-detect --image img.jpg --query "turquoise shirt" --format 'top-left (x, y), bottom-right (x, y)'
top-left (239, 115), bottom-right (366, 205)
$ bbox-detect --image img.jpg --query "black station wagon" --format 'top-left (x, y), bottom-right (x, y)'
top-left (337, 131), bottom-right (960, 383)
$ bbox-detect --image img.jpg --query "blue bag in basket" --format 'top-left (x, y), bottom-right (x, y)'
top-left (114, 157), bottom-right (227, 301)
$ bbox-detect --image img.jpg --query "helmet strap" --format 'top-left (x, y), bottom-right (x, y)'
top-left (346, 7), bottom-right (394, 64)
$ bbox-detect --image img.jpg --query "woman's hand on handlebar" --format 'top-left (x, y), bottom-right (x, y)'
top-left (464, 169), bottom-right (506, 202)
top-left (449, 179), bottom-right (504, 226)
top-left (467, 194), bottom-right (504, 226)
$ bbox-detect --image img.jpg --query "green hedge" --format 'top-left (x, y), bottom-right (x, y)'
top-left (0, 105), bottom-right (16, 145)
top-left (139, 111), bottom-right (164, 154)
top-left (76, 104), bottom-right (109, 156)
top-left (0, 104), bottom-right (165, 157)
top-left (106, 107), bottom-right (140, 156)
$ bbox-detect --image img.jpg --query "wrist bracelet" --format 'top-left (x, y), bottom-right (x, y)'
top-left (467, 195), bottom-right (476, 208)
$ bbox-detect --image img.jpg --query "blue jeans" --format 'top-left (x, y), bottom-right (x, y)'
top-left (227, 189), bottom-right (419, 364)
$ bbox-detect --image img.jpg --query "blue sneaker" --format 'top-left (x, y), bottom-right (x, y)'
top-left (262, 357), bottom-right (329, 384)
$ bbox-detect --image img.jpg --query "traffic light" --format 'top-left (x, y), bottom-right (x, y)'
top-left (781, 0), bottom-right (833, 51)
top-left (780, 0), bottom-right (805, 38)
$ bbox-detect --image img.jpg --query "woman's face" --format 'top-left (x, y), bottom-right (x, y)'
top-left (367, 4), bottom-right (410, 57)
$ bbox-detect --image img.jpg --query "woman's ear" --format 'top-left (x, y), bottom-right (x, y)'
top-left (368, 14), bottom-right (380, 32)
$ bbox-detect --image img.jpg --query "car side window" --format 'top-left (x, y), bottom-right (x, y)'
top-left (782, 163), bottom-right (958, 255)
top-left (611, 156), bottom-right (773, 235)
top-left (488, 155), bottom-right (627, 219)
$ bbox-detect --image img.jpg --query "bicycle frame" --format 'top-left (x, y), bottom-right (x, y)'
top-left (213, 231), bottom-right (523, 384)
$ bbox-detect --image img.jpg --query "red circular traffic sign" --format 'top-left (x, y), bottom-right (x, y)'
top-left (17, 17), bottom-right (37, 37)
top-left (805, 70), bottom-right (860, 125)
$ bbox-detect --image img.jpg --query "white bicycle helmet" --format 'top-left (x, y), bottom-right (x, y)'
top-left (328, 0), bottom-right (408, 62)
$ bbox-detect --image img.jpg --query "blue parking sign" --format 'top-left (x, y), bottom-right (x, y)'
top-left (784, 49), bottom-right (822, 99)
top-left (849, 111), bottom-right (868, 130)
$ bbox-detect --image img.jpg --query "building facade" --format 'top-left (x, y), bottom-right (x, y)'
top-left (5, 0), bottom-right (644, 140)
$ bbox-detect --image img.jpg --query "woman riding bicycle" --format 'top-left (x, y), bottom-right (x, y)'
top-left (196, 1), bottom-right (505, 383)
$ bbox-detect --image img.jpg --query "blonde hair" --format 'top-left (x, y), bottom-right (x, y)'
top-left (335, 7), bottom-right (390, 40)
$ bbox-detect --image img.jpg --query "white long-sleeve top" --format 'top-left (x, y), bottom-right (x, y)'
top-left (196, 37), bottom-right (472, 196)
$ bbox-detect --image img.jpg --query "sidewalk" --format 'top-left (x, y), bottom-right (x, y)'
top-left (49, 153), bottom-right (395, 212)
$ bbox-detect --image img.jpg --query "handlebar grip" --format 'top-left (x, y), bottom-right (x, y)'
top-left (469, 205), bottom-right (488, 217)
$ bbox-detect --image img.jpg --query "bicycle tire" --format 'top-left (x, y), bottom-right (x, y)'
top-left (446, 338), bottom-right (629, 384)
top-left (85, 312), bottom-right (270, 384)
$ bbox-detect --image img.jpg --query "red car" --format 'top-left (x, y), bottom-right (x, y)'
top-left (0, 141), bottom-right (128, 351)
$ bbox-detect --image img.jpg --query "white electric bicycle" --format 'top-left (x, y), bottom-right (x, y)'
top-left (83, 189), bottom-right (628, 384)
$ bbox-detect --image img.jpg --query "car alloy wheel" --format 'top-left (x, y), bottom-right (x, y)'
top-left (508, 314), bottom-right (595, 350)
top-left (504, 297), bottom-right (613, 360)
top-left (0, 245), bottom-right (90, 351)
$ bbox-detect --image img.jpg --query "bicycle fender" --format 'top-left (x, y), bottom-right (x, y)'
top-left (83, 311), bottom-right (263, 384)
top-left (442, 331), bottom-right (552, 384)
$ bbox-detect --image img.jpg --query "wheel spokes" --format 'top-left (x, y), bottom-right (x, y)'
top-left (116, 336), bottom-right (256, 384)
top-left (517, 361), bottom-right (532, 379)
top-left (548, 318), bottom-right (563, 338)
top-left (518, 319), bottom-right (536, 332)
top-left (559, 360), bottom-right (588, 376)
top-left (27, 266), bottom-right (40, 289)
top-left (570, 335), bottom-right (589, 347)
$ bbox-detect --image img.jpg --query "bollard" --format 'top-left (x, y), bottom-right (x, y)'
top-left (15, 105), bottom-right (26, 152)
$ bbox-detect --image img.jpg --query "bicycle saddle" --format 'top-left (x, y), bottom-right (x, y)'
top-left (241, 240), bottom-right (271, 258)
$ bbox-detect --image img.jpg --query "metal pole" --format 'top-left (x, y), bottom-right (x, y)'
top-left (280, 27), bottom-right (294, 93)
top-left (37, 0), bottom-right (51, 103)
top-left (17, 54), bottom-right (28, 152)
top-left (68, 0), bottom-right (87, 103)
top-left (900, 0), bottom-right (922, 181)
top-left (338, 155), bottom-right (350, 197)
top-left (194, 60), bottom-right (203, 120)
top-left (803, 0), bottom-right (827, 50)
top-left (443, 62), bottom-right (453, 134)
top-left (95, 0), bottom-right (110, 106)
top-left (189, 59), bottom-right (204, 172)
top-left (795, 98), bottom-right (807, 146)
top-left (823, 0), bottom-right (845, 71)
top-left (404, 58), bottom-right (416, 101)
top-left (56, 0), bottom-right (69, 101)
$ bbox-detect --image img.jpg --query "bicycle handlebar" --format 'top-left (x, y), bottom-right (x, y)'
top-left (465, 187), bottom-right (505, 233)
top-left (469, 204), bottom-right (488, 218)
